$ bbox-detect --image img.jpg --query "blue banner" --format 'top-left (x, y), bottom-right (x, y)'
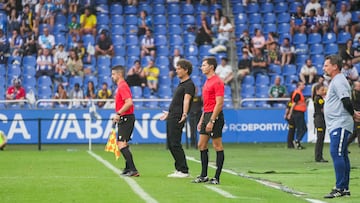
top-left (0, 109), bottom-right (305, 144)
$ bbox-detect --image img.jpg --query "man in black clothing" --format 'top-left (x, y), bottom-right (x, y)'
top-left (189, 87), bottom-right (203, 149)
top-left (348, 81), bottom-right (360, 146)
top-left (160, 59), bottom-right (195, 178)
top-left (237, 50), bottom-right (251, 80)
top-left (95, 29), bottom-right (114, 57)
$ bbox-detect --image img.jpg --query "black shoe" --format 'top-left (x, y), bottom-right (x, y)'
top-left (207, 178), bottom-right (220, 185)
top-left (123, 170), bottom-right (140, 177)
top-left (344, 189), bottom-right (351, 196)
top-left (192, 176), bottom-right (209, 183)
top-left (324, 188), bottom-right (345, 198)
top-left (316, 159), bottom-right (328, 163)
top-left (121, 168), bottom-right (130, 175)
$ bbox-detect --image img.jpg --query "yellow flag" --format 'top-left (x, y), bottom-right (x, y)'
top-left (105, 128), bottom-right (121, 160)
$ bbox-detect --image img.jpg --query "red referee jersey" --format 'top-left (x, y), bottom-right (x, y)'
top-left (202, 75), bottom-right (224, 112)
top-left (115, 80), bottom-right (134, 115)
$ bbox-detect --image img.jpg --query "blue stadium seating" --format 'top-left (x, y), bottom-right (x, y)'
top-left (255, 75), bottom-right (270, 86)
top-left (111, 14), bottom-right (124, 25)
top-left (111, 56), bottom-right (125, 66)
top-left (112, 35), bottom-right (124, 46)
top-left (277, 13), bottom-right (291, 23)
top-left (138, 2), bottom-right (152, 14)
top-left (323, 32), bottom-right (336, 44)
top-left (124, 5), bottom-right (137, 14)
top-left (246, 3), bottom-right (259, 14)
top-left (182, 15), bottom-right (195, 25)
top-left (337, 32), bottom-right (352, 44)
top-left (269, 64), bottom-right (282, 76)
top-left (7, 65), bottom-right (21, 78)
top-left (55, 13), bottom-right (67, 25)
top-left (234, 13), bottom-right (247, 25)
top-left (285, 75), bottom-right (298, 85)
top-left (111, 24), bottom-right (124, 35)
top-left (249, 13), bottom-right (261, 24)
top-left (309, 43), bottom-right (324, 55)
top-left (152, 4), bottom-right (166, 15)
top-left (98, 65), bottom-right (111, 77)
top-left (125, 15), bottom-right (138, 25)
top-left (23, 66), bottom-right (36, 76)
top-left (263, 23), bottom-right (277, 35)
top-left (295, 43), bottom-right (308, 55)
top-left (155, 56), bottom-right (169, 66)
top-left (293, 33), bottom-right (307, 45)
top-left (114, 45), bottom-right (126, 56)
top-left (181, 3), bottom-right (195, 15)
top-left (22, 55), bottom-right (37, 67)
top-left (154, 25), bottom-right (167, 35)
top-left (154, 35), bottom-right (167, 46)
top-left (83, 34), bottom-right (95, 46)
top-left (289, 2), bottom-right (302, 13)
top-left (53, 24), bottom-right (67, 34)
top-left (308, 33), bottom-right (322, 44)
top-left (130, 86), bottom-right (143, 98)
top-left (168, 24), bottom-right (183, 35)
top-left (168, 15), bottom-right (182, 25)
top-left (84, 75), bottom-right (98, 88)
top-left (232, 3), bottom-right (244, 14)
top-left (127, 45), bottom-right (140, 56)
top-left (255, 85), bottom-right (269, 96)
top-left (156, 46), bottom-right (169, 56)
top-left (110, 4), bottom-right (123, 15)
top-left (97, 13), bottom-right (109, 25)
top-left (282, 64), bottom-right (297, 76)
top-left (260, 2), bottom-right (274, 13)
top-left (311, 54), bottom-right (325, 67)
top-left (153, 14), bottom-right (167, 25)
top-left (324, 43), bottom-right (339, 55)
top-left (168, 3), bottom-right (180, 14)
top-left (274, 2), bottom-right (288, 13)
top-left (296, 54), bottom-right (308, 67)
top-left (352, 11), bottom-right (360, 23)
top-left (263, 13), bottom-right (276, 24)
top-left (196, 3), bottom-right (209, 14)
top-left (183, 34), bottom-right (196, 45)
top-left (125, 24), bottom-right (138, 35)
top-left (37, 76), bottom-right (53, 88)
top-left (125, 34), bottom-right (138, 46)
top-left (242, 75), bottom-right (255, 85)
top-left (199, 45), bottom-right (212, 57)
top-left (169, 35), bottom-right (183, 46)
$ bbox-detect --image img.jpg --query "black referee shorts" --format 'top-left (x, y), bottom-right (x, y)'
top-left (199, 111), bottom-right (224, 138)
top-left (117, 114), bottom-right (135, 142)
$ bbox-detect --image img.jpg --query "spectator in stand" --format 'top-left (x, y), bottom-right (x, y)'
top-left (8, 29), bottom-right (23, 57)
top-left (35, 0), bottom-right (46, 26)
top-left (0, 29), bottom-right (8, 64)
top-left (306, 9), bottom-right (318, 34)
top-left (95, 29), bottom-right (114, 57)
top-left (333, 3), bottom-right (352, 35)
top-left (68, 34), bottom-right (78, 50)
top-left (85, 80), bottom-right (96, 101)
top-left (215, 57), bottom-right (234, 86)
top-left (268, 76), bottom-right (287, 106)
top-left (143, 58), bottom-right (160, 93)
top-left (265, 32), bottom-right (278, 51)
top-left (3, 0), bottom-right (17, 14)
top-left (54, 58), bottom-right (68, 78)
top-left (267, 42), bottom-right (281, 65)
top-left (290, 5), bottom-right (306, 36)
top-left (54, 0), bottom-right (67, 15)
top-left (237, 49), bottom-right (251, 81)
top-left (7, 8), bottom-right (21, 34)
top-left (52, 83), bottom-right (68, 107)
top-left (38, 27), bottom-right (55, 50)
top-left (251, 48), bottom-right (268, 76)
top-left (251, 29), bottom-right (266, 54)
top-left (97, 82), bottom-right (112, 108)
top-left (127, 0), bottom-right (138, 6)
top-left (69, 0), bottom-right (79, 14)
top-left (351, 13), bottom-right (360, 38)
top-left (69, 83), bottom-right (85, 108)
top-left (280, 37), bottom-right (295, 66)
top-left (342, 60), bottom-right (359, 82)
top-left (210, 8), bottom-right (224, 37)
top-left (209, 16), bottom-right (233, 54)
top-left (354, 38), bottom-right (360, 63)
top-left (54, 43), bottom-right (68, 64)
top-left (23, 30), bottom-right (37, 56)
top-left (304, 0), bottom-right (321, 17)
top-left (197, 11), bottom-right (210, 29)
top-left (341, 39), bottom-right (360, 65)
top-left (239, 30), bottom-right (252, 56)
top-left (137, 10), bottom-right (152, 37)
top-left (6, 78), bottom-right (26, 107)
top-left (68, 14), bottom-right (80, 36)
top-left (315, 7), bottom-right (330, 35)
top-left (140, 29), bottom-right (156, 59)
top-left (169, 48), bottom-right (183, 79)
top-left (195, 18), bottom-right (212, 46)
top-left (126, 60), bottom-right (146, 87)
top-left (20, 4), bottom-right (38, 37)
top-left (323, 0), bottom-right (336, 19)
top-left (43, 0), bottom-right (55, 27)
top-left (36, 48), bottom-right (55, 79)
top-left (299, 59), bottom-right (317, 85)
top-left (67, 49), bottom-right (84, 77)
top-left (80, 7), bottom-right (97, 38)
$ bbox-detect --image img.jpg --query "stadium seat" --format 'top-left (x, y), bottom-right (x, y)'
top-left (242, 75), bottom-right (255, 85)
top-left (255, 75), bottom-right (270, 86)
top-left (337, 32), bottom-right (352, 44)
top-left (114, 45), bottom-right (126, 56)
top-left (168, 3), bottom-right (180, 15)
top-left (282, 64), bottom-right (297, 76)
top-left (309, 43), bottom-right (324, 55)
top-left (277, 13), bottom-right (291, 23)
top-left (130, 86), bottom-right (143, 98)
top-left (323, 32), bottom-right (336, 44)
top-left (246, 3), bottom-right (259, 13)
top-left (98, 65), bottom-right (111, 77)
top-left (196, 3), bottom-right (209, 14)
top-left (352, 11), bottom-right (360, 23)
top-left (23, 75), bottom-right (36, 88)
top-left (274, 2), bottom-right (288, 13)
top-left (235, 24), bottom-right (247, 37)
top-left (186, 55), bottom-right (199, 69)
top-left (154, 35), bottom-right (167, 46)
top-left (111, 56), bottom-right (125, 66)
top-left (23, 66), bottom-right (36, 76)
top-left (83, 34), bottom-right (95, 46)
top-left (157, 85), bottom-right (172, 98)
top-left (154, 25), bottom-right (167, 35)
top-left (37, 86), bottom-right (52, 98)
top-left (234, 13), bottom-right (247, 25)
top-left (127, 46), bottom-right (140, 56)
top-left (324, 43), bottom-right (339, 55)
top-left (260, 2), bottom-right (274, 13)
top-left (277, 23), bottom-right (290, 34)
top-left (110, 3), bottom-right (123, 15)
top-left (285, 75), bottom-right (299, 85)
top-left (263, 13), bottom-right (276, 24)
top-left (125, 15), bottom-right (137, 25)
top-left (111, 24), bottom-right (124, 35)
top-left (125, 24), bottom-right (138, 35)
top-left (303, 85), bottom-right (312, 97)
top-left (99, 76), bottom-right (113, 88)
top-left (293, 33), bottom-right (307, 45)
top-left (263, 23), bottom-right (277, 36)
top-left (152, 4), bottom-right (166, 15)
top-left (169, 35), bottom-right (183, 46)
top-left (308, 33), bottom-right (322, 44)
top-left (232, 3), bottom-right (244, 14)
top-left (112, 35), bottom-right (124, 46)
top-left (156, 46), bottom-right (169, 56)
top-left (296, 54), bottom-right (308, 67)
top-left (22, 55), bottom-right (37, 67)
top-left (84, 75), bottom-right (98, 88)
top-left (289, 2), bottom-right (301, 13)
top-left (199, 45), bottom-right (212, 57)
top-left (268, 64), bottom-right (282, 76)
top-left (125, 34), bottom-right (138, 46)
top-left (249, 13), bottom-right (261, 24)
top-left (153, 14), bottom-right (167, 25)
top-left (311, 54), bottom-right (325, 67)
top-left (124, 5), bottom-right (137, 14)
top-left (69, 76), bottom-right (83, 89)
top-left (138, 2), bottom-right (152, 14)
top-left (111, 14), bottom-right (124, 25)
top-left (126, 56), bottom-right (139, 68)
top-left (7, 65), bottom-right (21, 78)
top-left (182, 15), bottom-right (195, 25)
top-left (168, 24), bottom-right (183, 35)
top-left (53, 24), bottom-right (67, 35)
top-left (241, 84), bottom-right (255, 96)
top-left (210, 3), bottom-right (222, 14)
top-left (55, 13), bottom-right (67, 25)
top-left (183, 44), bottom-right (198, 57)
top-left (97, 56), bottom-right (111, 67)
top-left (37, 76), bottom-right (53, 88)
top-left (144, 95), bottom-right (159, 108)
top-left (155, 56), bottom-right (169, 66)
top-left (168, 14), bottom-right (182, 25)
top-left (270, 75), bottom-right (284, 85)
top-left (255, 85), bottom-right (269, 96)
top-left (97, 13), bottom-right (109, 25)
top-left (183, 34), bottom-right (196, 45)
top-left (170, 45), bottom-right (183, 55)
top-left (181, 3), bottom-right (195, 15)
top-left (295, 43), bottom-right (308, 55)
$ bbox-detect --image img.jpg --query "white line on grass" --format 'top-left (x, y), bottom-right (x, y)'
top-left (204, 185), bottom-right (238, 198)
top-left (186, 156), bottom-right (327, 203)
top-left (88, 151), bottom-right (158, 203)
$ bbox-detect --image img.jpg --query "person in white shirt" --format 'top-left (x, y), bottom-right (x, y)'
top-left (334, 3), bottom-right (352, 35)
top-left (280, 37), bottom-right (295, 66)
top-left (300, 59), bottom-right (317, 84)
top-left (38, 27), bottom-right (55, 50)
top-left (69, 83), bottom-right (85, 108)
top-left (215, 57), bottom-right (233, 85)
top-left (140, 29), bottom-right (156, 58)
top-left (209, 16), bottom-right (233, 54)
top-left (315, 7), bottom-right (330, 34)
top-left (53, 43), bottom-right (68, 64)
top-left (36, 48), bottom-right (54, 79)
top-left (304, 0), bottom-right (321, 16)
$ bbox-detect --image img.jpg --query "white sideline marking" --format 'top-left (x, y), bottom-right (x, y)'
top-left (186, 156), bottom-right (326, 203)
top-left (204, 185), bottom-right (237, 198)
top-left (88, 151), bottom-right (158, 203)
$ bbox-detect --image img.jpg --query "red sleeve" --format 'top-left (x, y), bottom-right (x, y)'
top-left (214, 78), bottom-right (224, 97)
top-left (19, 88), bottom-right (26, 98)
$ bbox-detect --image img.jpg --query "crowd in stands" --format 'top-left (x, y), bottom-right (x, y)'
top-left (1, 0), bottom-right (360, 109)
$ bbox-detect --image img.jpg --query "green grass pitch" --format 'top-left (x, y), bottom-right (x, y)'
top-left (2, 143), bottom-right (360, 202)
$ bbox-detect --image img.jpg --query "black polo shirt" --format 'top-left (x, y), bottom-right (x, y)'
top-left (168, 78), bottom-right (195, 119)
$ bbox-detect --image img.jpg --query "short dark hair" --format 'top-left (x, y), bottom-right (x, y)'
top-left (176, 59), bottom-right (193, 75)
top-left (325, 54), bottom-right (343, 71)
top-left (202, 57), bottom-right (217, 71)
top-left (112, 65), bottom-right (126, 76)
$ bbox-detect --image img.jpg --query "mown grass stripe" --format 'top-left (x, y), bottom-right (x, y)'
top-left (204, 185), bottom-right (238, 198)
top-left (88, 150), bottom-right (158, 203)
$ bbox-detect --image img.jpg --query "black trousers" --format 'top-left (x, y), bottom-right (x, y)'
top-left (287, 118), bottom-right (295, 148)
top-left (166, 117), bottom-right (189, 173)
top-left (292, 111), bottom-right (307, 142)
top-left (314, 115), bottom-right (326, 161)
top-left (189, 111), bottom-right (201, 148)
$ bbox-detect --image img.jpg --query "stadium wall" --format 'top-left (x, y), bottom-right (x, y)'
top-left (1, 109), bottom-right (311, 144)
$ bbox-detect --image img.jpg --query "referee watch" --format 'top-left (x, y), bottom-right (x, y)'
top-left (209, 119), bottom-right (216, 124)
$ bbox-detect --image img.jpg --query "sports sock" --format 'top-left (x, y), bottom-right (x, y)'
top-left (215, 150), bottom-right (224, 181)
top-left (200, 149), bottom-right (208, 177)
top-left (120, 146), bottom-right (137, 171)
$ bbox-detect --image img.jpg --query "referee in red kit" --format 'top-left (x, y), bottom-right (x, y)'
top-left (192, 57), bottom-right (225, 185)
top-left (111, 65), bottom-right (139, 177)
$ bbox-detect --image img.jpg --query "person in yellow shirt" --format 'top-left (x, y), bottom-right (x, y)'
top-left (80, 7), bottom-right (97, 37)
top-left (143, 58), bottom-right (160, 93)
top-left (0, 130), bottom-right (7, 151)
top-left (97, 82), bottom-right (112, 108)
